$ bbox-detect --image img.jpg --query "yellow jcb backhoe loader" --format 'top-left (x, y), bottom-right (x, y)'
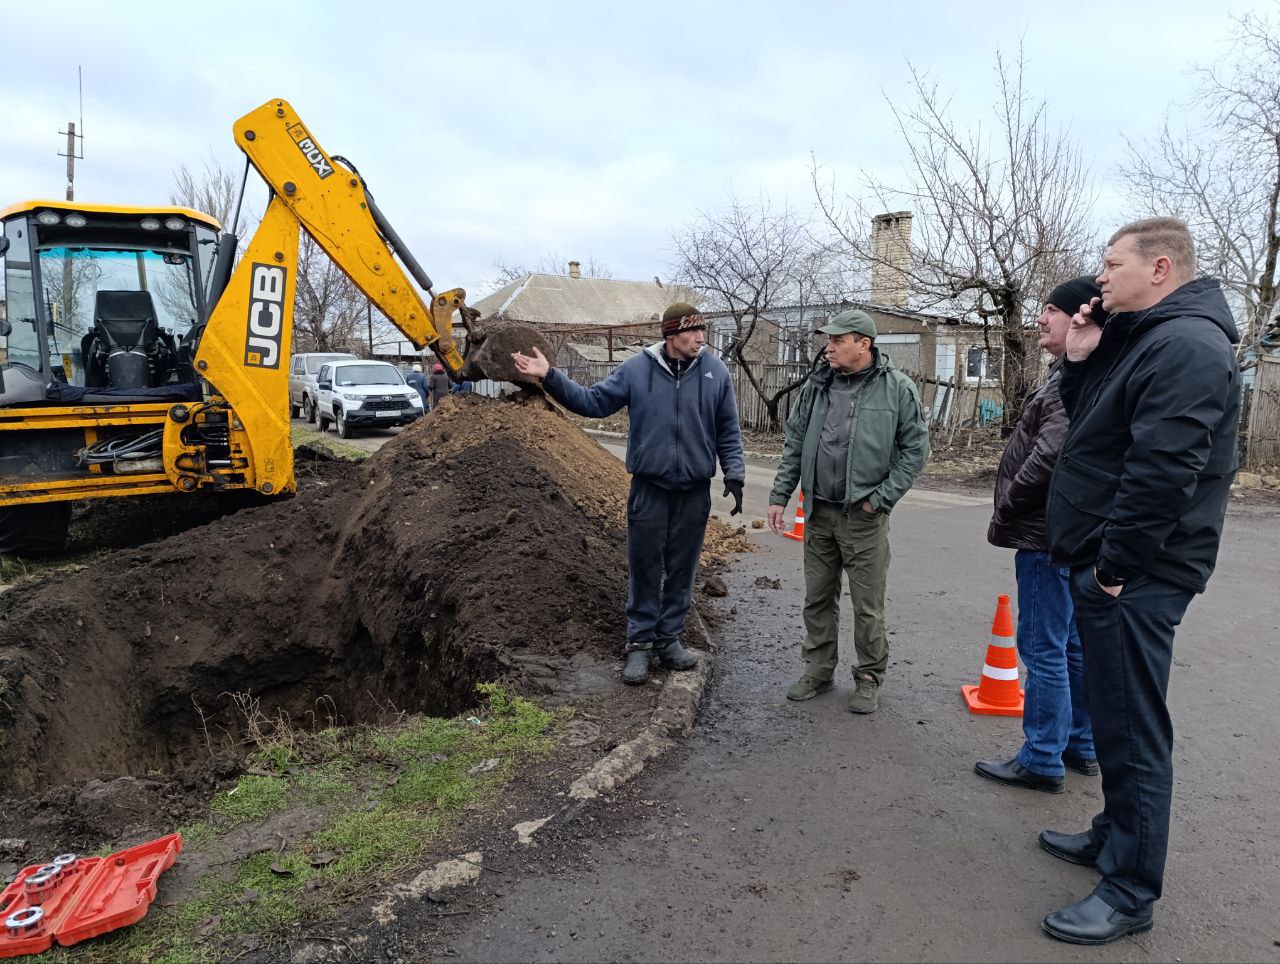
top-left (0, 98), bottom-right (546, 555)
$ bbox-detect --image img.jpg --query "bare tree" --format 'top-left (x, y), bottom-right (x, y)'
top-left (1120, 11), bottom-right (1280, 364)
top-left (483, 253), bottom-right (614, 295)
top-left (813, 47), bottom-right (1097, 432)
top-left (169, 151), bottom-right (252, 238)
top-left (292, 235), bottom-right (368, 353)
top-left (670, 195), bottom-right (845, 428)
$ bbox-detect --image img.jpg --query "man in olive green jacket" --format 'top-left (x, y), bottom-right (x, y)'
top-left (767, 309), bottom-right (929, 713)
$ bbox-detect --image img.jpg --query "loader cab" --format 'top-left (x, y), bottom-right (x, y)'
top-left (0, 200), bottom-right (221, 405)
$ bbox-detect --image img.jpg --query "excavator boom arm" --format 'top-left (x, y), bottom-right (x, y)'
top-left (232, 99), bottom-right (467, 371)
top-left (185, 99), bottom-right (474, 500)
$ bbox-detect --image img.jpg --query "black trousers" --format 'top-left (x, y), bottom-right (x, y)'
top-left (1069, 567), bottom-right (1195, 916)
top-left (625, 477), bottom-right (710, 652)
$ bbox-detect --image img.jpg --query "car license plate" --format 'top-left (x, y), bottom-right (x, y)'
top-left (375, 409), bottom-right (399, 418)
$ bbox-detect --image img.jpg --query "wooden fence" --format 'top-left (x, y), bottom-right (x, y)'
top-left (564, 358), bottom-right (1004, 435)
top-left (1247, 355), bottom-right (1280, 469)
top-left (560, 353), bottom-right (1277, 458)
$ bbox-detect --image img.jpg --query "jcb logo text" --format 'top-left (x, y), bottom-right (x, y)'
top-left (244, 263), bottom-right (287, 369)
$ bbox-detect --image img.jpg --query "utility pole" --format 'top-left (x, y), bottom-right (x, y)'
top-left (56, 114), bottom-right (85, 354)
top-left (57, 68), bottom-right (85, 201)
top-left (60, 122), bottom-right (78, 200)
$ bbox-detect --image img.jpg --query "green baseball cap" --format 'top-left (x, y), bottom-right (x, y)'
top-left (817, 309), bottom-right (877, 338)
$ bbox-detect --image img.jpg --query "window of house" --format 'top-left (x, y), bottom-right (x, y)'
top-left (710, 319), bottom-right (734, 356)
top-left (777, 317), bottom-right (808, 364)
top-left (965, 345), bottom-right (999, 383)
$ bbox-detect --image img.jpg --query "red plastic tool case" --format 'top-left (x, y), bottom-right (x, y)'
top-left (0, 833), bottom-right (182, 958)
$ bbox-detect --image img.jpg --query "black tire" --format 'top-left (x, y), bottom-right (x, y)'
top-left (0, 502), bottom-right (72, 557)
top-left (336, 409), bottom-right (355, 439)
top-left (290, 401), bottom-right (301, 418)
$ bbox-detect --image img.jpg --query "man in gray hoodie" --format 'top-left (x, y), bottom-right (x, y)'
top-left (512, 303), bottom-right (746, 685)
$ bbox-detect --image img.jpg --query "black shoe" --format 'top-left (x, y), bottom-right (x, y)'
top-left (1042, 893), bottom-right (1153, 945)
top-left (1038, 829), bottom-right (1100, 867)
top-left (1063, 751), bottom-right (1100, 776)
top-left (622, 649), bottom-right (652, 685)
top-left (654, 639), bottom-right (699, 671)
top-left (974, 756), bottom-right (1065, 794)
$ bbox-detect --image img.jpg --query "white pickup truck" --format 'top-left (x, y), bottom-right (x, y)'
top-left (289, 352), bottom-right (355, 420)
top-left (313, 359), bottom-right (424, 438)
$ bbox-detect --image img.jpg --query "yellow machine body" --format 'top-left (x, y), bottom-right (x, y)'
top-left (0, 100), bottom-right (473, 546)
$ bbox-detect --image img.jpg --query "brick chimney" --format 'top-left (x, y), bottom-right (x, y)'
top-left (870, 211), bottom-right (912, 307)
top-left (568, 260), bottom-right (581, 279)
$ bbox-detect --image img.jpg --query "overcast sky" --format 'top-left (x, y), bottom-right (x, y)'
top-left (3, 0), bottom-right (1274, 298)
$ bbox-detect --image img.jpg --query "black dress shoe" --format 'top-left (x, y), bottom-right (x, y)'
top-left (1042, 893), bottom-right (1153, 945)
top-left (1063, 751), bottom-right (1100, 776)
top-left (974, 756), bottom-right (1065, 793)
top-left (1038, 829), bottom-right (1100, 867)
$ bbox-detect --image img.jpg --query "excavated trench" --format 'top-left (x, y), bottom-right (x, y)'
top-left (0, 395), bottom-right (693, 797)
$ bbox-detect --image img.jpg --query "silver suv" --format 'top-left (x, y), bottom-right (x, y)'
top-left (313, 359), bottom-right (424, 438)
top-left (289, 352), bottom-right (355, 420)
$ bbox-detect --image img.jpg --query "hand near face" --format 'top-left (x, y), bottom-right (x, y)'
top-left (1065, 298), bottom-right (1105, 362)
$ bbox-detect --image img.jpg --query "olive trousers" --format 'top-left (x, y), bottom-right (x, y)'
top-left (800, 500), bottom-right (891, 684)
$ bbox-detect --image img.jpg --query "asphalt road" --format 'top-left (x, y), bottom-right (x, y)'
top-left (298, 415), bottom-right (1279, 961)
top-left (441, 490), bottom-right (1279, 963)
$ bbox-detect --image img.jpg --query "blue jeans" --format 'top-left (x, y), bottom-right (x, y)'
top-left (1013, 550), bottom-right (1094, 776)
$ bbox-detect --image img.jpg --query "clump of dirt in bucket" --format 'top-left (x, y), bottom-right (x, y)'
top-left (0, 395), bottom-right (746, 796)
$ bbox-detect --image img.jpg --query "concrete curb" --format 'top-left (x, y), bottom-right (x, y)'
top-left (366, 645), bottom-right (718, 924)
top-left (568, 654), bottom-right (711, 801)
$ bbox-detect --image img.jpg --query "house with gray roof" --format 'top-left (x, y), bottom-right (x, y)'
top-left (472, 261), bottom-right (698, 329)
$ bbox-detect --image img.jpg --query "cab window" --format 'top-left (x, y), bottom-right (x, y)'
top-left (0, 219), bottom-right (43, 373)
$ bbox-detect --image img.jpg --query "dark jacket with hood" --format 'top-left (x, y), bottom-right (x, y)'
top-left (988, 362), bottom-right (1068, 552)
top-left (429, 371), bottom-right (451, 404)
top-left (543, 344), bottom-right (745, 490)
top-left (1046, 277), bottom-right (1241, 592)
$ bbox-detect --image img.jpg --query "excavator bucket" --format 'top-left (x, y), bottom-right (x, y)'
top-left (458, 322), bottom-right (555, 387)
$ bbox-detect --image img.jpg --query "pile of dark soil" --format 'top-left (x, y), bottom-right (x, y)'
top-left (0, 396), bottom-right (745, 797)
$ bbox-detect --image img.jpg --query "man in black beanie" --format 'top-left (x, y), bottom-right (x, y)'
top-left (511, 303), bottom-right (746, 685)
top-left (974, 276), bottom-right (1101, 794)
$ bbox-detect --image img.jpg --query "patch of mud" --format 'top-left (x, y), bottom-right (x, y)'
top-left (0, 396), bottom-right (743, 797)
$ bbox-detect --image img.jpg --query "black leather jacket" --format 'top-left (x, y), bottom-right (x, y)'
top-left (987, 365), bottom-right (1068, 552)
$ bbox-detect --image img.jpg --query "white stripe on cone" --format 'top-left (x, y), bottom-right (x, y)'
top-left (981, 664), bottom-right (1020, 681)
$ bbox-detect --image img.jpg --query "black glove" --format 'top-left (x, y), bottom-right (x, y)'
top-left (723, 479), bottom-right (744, 516)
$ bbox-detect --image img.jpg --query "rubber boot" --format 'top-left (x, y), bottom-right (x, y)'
top-left (622, 649), bottom-right (652, 685)
top-left (654, 639), bottom-right (699, 671)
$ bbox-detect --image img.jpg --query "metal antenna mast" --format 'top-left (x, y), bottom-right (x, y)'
top-left (57, 67), bottom-right (85, 201)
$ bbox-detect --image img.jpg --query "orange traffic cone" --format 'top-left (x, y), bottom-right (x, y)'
top-left (783, 492), bottom-right (806, 542)
top-left (961, 594), bottom-right (1024, 717)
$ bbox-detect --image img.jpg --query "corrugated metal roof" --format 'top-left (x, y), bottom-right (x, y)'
top-left (473, 273), bottom-right (700, 328)
top-left (566, 342), bottom-right (643, 363)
